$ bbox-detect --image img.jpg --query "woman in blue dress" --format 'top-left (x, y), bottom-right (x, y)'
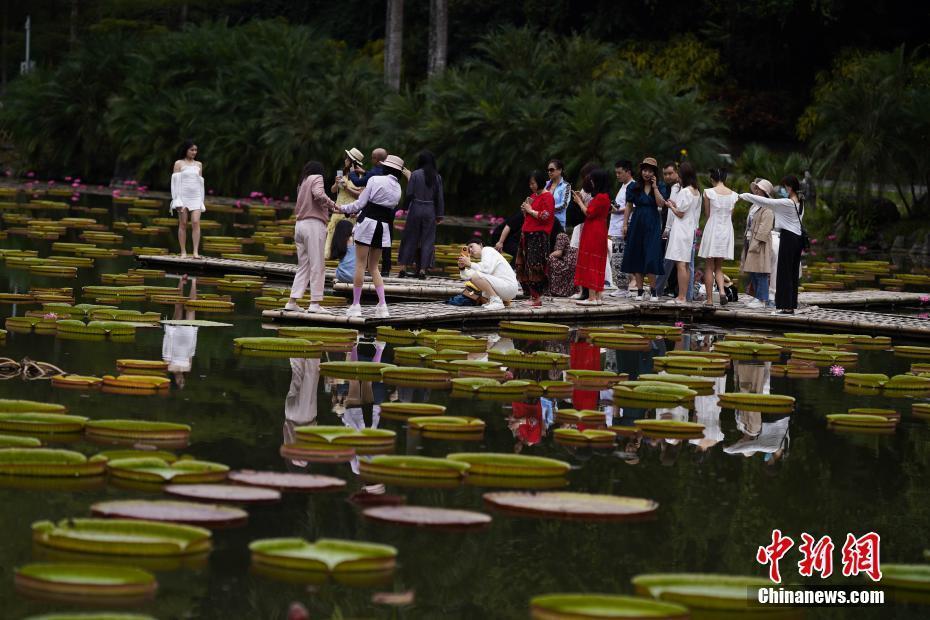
top-left (620, 157), bottom-right (669, 300)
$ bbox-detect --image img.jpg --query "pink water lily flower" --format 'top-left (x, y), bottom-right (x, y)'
top-left (919, 313), bottom-right (930, 320)
top-left (810, 238), bottom-right (818, 245)
top-left (473, 214), bottom-right (484, 220)
top-left (829, 365), bottom-right (845, 377)
top-left (43, 312), bottom-right (58, 320)
top-left (64, 176), bottom-right (72, 181)
top-left (826, 234), bottom-right (837, 241)
top-left (473, 230), bottom-right (483, 237)
top-left (26, 171), bottom-right (35, 178)
top-left (920, 295), bottom-right (929, 304)
top-left (112, 190), bottom-right (121, 197)
top-left (674, 321), bottom-right (684, 328)
top-left (826, 256), bottom-right (835, 263)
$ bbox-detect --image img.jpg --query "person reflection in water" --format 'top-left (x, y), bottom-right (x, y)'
top-left (508, 400), bottom-right (544, 453)
top-left (283, 357), bottom-right (321, 469)
top-left (341, 342), bottom-right (385, 474)
top-left (162, 275), bottom-right (198, 389)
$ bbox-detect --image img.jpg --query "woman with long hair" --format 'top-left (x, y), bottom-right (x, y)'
top-left (515, 170), bottom-right (555, 307)
top-left (573, 168), bottom-right (611, 305)
top-left (664, 162), bottom-right (701, 304)
top-left (697, 167), bottom-right (737, 306)
top-left (170, 140), bottom-right (205, 258)
top-left (397, 150), bottom-right (445, 278)
top-left (337, 155), bottom-right (405, 318)
top-left (325, 147), bottom-right (364, 259)
top-left (331, 218), bottom-right (357, 284)
top-left (739, 175), bottom-right (805, 314)
top-left (620, 157), bottom-right (668, 300)
top-left (285, 161), bottom-right (336, 313)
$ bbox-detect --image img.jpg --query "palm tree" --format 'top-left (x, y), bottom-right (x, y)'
top-left (384, 0), bottom-right (403, 91)
top-left (428, 0), bottom-right (448, 77)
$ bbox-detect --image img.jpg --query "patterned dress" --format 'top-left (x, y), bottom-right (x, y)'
top-left (547, 233), bottom-right (577, 297)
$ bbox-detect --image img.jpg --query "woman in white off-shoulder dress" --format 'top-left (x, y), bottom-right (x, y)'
top-left (170, 140), bottom-right (205, 258)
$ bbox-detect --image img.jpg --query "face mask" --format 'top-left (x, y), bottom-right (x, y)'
top-left (776, 187), bottom-right (789, 199)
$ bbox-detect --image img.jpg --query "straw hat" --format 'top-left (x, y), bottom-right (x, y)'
top-left (640, 157), bottom-right (658, 170)
top-left (382, 154), bottom-right (405, 172)
top-left (344, 147), bottom-right (364, 164)
top-left (751, 178), bottom-right (775, 198)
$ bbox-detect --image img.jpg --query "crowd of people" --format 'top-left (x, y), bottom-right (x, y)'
top-left (170, 141), bottom-right (807, 317)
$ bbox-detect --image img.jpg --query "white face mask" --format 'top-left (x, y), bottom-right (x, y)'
top-left (776, 186), bottom-right (789, 199)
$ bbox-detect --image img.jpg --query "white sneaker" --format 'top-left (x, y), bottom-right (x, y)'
top-left (284, 301), bottom-right (300, 312)
top-left (633, 293), bottom-right (644, 301)
top-left (374, 304), bottom-right (390, 318)
top-left (745, 298), bottom-right (764, 309)
top-left (484, 297), bottom-right (505, 311)
top-left (346, 304), bottom-right (362, 318)
top-left (609, 289), bottom-right (629, 298)
top-left (306, 303), bottom-right (329, 314)
top-left (570, 292), bottom-right (584, 300)
top-left (649, 295), bottom-right (659, 302)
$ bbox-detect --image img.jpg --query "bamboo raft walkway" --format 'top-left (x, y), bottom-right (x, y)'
top-left (261, 292), bottom-right (930, 339)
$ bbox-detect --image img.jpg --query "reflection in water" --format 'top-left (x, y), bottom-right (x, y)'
top-left (508, 400), bottom-right (544, 453)
top-left (339, 343), bottom-right (387, 474)
top-left (283, 357), bottom-right (321, 468)
top-left (162, 275), bottom-right (199, 389)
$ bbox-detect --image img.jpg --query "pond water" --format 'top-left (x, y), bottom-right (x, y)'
top-left (0, 198), bottom-right (928, 619)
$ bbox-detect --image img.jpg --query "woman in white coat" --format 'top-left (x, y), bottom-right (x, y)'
top-left (663, 162), bottom-right (701, 305)
top-left (170, 140), bottom-right (205, 258)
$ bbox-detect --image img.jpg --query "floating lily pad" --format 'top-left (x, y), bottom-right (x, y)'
top-left (848, 407), bottom-right (900, 421)
top-left (553, 428), bottom-right (616, 448)
top-left (554, 409), bottom-right (608, 426)
top-left (100, 375), bottom-right (171, 393)
top-left (632, 573), bottom-right (772, 610)
top-left (378, 402), bottom-right (446, 421)
top-left (249, 537), bottom-right (397, 575)
top-left (881, 564), bottom-right (930, 591)
top-left (320, 361), bottom-right (395, 380)
top-left (636, 374), bottom-right (715, 394)
top-left (613, 382), bottom-right (697, 406)
top-left (791, 348), bottom-right (858, 366)
top-left (164, 483), bottom-right (281, 504)
top-left (488, 349), bottom-right (570, 370)
top-left (893, 345), bottom-right (930, 359)
top-left (484, 492), bottom-right (658, 521)
top-left (380, 366), bottom-right (451, 388)
top-left (432, 359), bottom-right (508, 379)
top-left (565, 370), bottom-right (626, 389)
top-left (15, 563), bottom-right (157, 603)
top-left (539, 380), bottom-right (575, 398)
top-left (227, 470), bottom-right (346, 492)
top-left (32, 517), bottom-right (212, 557)
top-left (90, 499), bottom-right (248, 528)
top-left (713, 340), bottom-right (783, 358)
top-left (279, 443), bottom-right (357, 462)
top-left (530, 593), bottom-right (689, 620)
top-left (24, 614), bottom-right (157, 620)
top-left (499, 321), bottom-right (570, 336)
top-left (0, 434), bottom-right (41, 448)
top-left (0, 412), bottom-right (87, 433)
top-left (160, 319), bottom-right (233, 327)
top-left (447, 453), bottom-right (570, 478)
top-left (406, 416), bottom-right (486, 440)
top-left (717, 393), bottom-right (795, 413)
top-left (106, 457), bottom-right (229, 483)
top-left (654, 355), bottom-right (728, 376)
top-left (97, 449), bottom-right (177, 463)
top-left (826, 414), bottom-right (897, 429)
top-left (86, 419), bottom-right (191, 441)
top-left (295, 426), bottom-right (395, 454)
top-left (359, 455), bottom-right (470, 481)
top-left (375, 327), bottom-right (418, 345)
top-left (116, 359), bottom-right (169, 372)
top-left (392, 346), bottom-right (438, 366)
top-left (51, 375), bottom-right (103, 390)
top-left (0, 399), bottom-right (66, 413)
top-left (0, 448), bottom-right (106, 477)
top-left (362, 505), bottom-right (491, 530)
top-left (623, 323), bottom-right (684, 338)
top-left (634, 420), bottom-right (705, 435)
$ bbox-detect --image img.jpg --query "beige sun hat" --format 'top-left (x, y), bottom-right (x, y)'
top-left (640, 157), bottom-right (659, 169)
top-left (751, 178), bottom-right (775, 198)
top-left (344, 147), bottom-right (364, 164)
top-left (382, 154), bottom-right (405, 172)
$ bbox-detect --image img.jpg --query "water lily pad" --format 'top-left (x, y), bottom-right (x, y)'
top-left (32, 517), bottom-right (212, 556)
top-left (106, 457), bottom-right (228, 483)
top-left (565, 369), bottom-right (626, 389)
top-left (15, 563), bottom-right (157, 603)
top-left (0, 448), bottom-right (106, 477)
top-left (554, 409), bottom-right (608, 426)
top-left (431, 359), bottom-right (508, 379)
top-left (588, 332), bottom-right (653, 351)
top-left (499, 321), bottom-right (570, 336)
top-left (279, 443), bottom-right (357, 462)
top-left (826, 414), bottom-right (897, 429)
top-left (375, 327), bottom-right (418, 345)
top-left (380, 366), bottom-right (451, 388)
top-left (250, 537), bottom-right (397, 574)
top-left (717, 393), bottom-right (795, 413)
top-left (623, 323), bottom-right (684, 338)
top-left (378, 402), bottom-right (446, 421)
top-left (0, 434), bottom-right (41, 447)
top-left (634, 419), bottom-right (705, 434)
top-left (0, 412), bottom-right (87, 433)
top-left (447, 453), bottom-right (570, 478)
top-left (713, 340), bottom-right (783, 358)
top-left (881, 564), bottom-right (930, 591)
top-left (97, 449), bottom-right (177, 463)
top-left (553, 428), bottom-right (617, 447)
top-left (86, 419), bottom-right (191, 441)
top-left (484, 492), bottom-right (658, 521)
top-left (540, 380), bottom-right (575, 398)
top-left (359, 455), bottom-right (470, 480)
top-left (848, 407), bottom-right (900, 421)
top-left (320, 361), bottom-right (395, 380)
top-left (488, 349), bottom-right (570, 370)
top-left (362, 505), bottom-right (491, 530)
top-left (100, 375), bottom-right (171, 393)
top-left (25, 614), bottom-right (156, 620)
top-left (227, 470), bottom-right (346, 492)
top-left (164, 483), bottom-right (281, 504)
top-left (654, 355), bottom-right (728, 376)
top-left (51, 375), bottom-right (103, 390)
top-left (407, 416), bottom-right (486, 433)
top-left (636, 374), bottom-right (715, 394)
top-left (632, 573), bottom-right (772, 610)
top-left (295, 426), bottom-right (395, 453)
top-left (234, 337), bottom-right (321, 355)
top-left (530, 593), bottom-right (689, 619)
top-left (91, 499), bottom-right (248, 527)
top-left (893, 345), bottom-right (930, 359)
top-left (0, 399), bottom-right (66, 413)
top-left (613, 382), bottom-right (697, 405)
top-left (160, 319), bottom-right (233, 327)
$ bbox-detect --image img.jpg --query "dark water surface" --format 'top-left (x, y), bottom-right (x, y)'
top-left (0, 207), bottom-right (928, 619)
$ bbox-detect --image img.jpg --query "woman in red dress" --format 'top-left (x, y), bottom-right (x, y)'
top-left (515, 170), bottom-right (555, 307)
top-left (573, 168), bottom-right (611, 305)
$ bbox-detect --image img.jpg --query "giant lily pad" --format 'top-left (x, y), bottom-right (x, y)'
top-left (164, 483), bottom-right (281, 504)
top-left (654, 355), bottom-right (728, 376)
top-left (613, 382), bottom-right (697, 406)
top-left (881, 564), bottom-right (930, 591)
top-left (249, 537), bottom-right (396, 575)
top-left (106, 457), bottom-right (228, 483)
top-left (530, 593), bottom-right (689, 619)
top-left (24, 614), bottom-right (156, 620)
top-left (0, 448), bottom-right (106, 477)
top-left (320, 361), bottom-right (395, 380)
top-left (634, 420), bottom-right (705, 436)
top-left (713, 340), bottom-right (783, 358)
top-left (227, 470), bottom-right (346, 492)
top-left (407, 416), bottom-right (486, 435)
top-left (488, 349), bottom-right (570, 370)
top-left (893, 345), bottom-right (930, 359)
top-left (554, 409), bottom-right (608, 426)
top-left (717, 393), bottom-right (795, 413)
top-left (380, 366), bottom-right (451, 388)
top-left (623, 324), bottom-right (684, 338)
top-left (826, 414), bottom-right (897, 429)
top-left (100, 375), bottom-right (170, 394)
top-left (636, 374), bottom-right (715, 394)
top-left (378, 402), bottom-right (446, 421)
top-left (51, 375), bottom-right (103, 390)
top-left (279, 443), bottom-right (356, 462)
top-left (484, 492), bottom-right (657, 521)
top-left (15, 563), bottom-right (157, 603)
top-left (359, 455), bottom-right (470, 481)
top-left (565, 370), bottom-right (626, 390)
top-left (587, 332), bottom-right (653, 351)
top-left (791, 348), bottom-right (858, 366)
top-left (553, 429), bottom-right (616, 448)
top-left (447, 453), bottom-right (570, 478)
top-left (160, 319), bottom-right (233, 327)
top-left (90, 499), bottom-right (248, 528)
top-left (295, 426), bottom-right (395, 454)
top-left (362, 505), bottom-right (491, 530)
top-left (32, 518), bottom-right (212, 556)
top-left (0, 399), bottom-right (66, 413)
top-left (0, 412), bottom-right (87, 433)
top-left (0, 434), bottom-right (42, 448)
top-left (632, 573), bottom-right (772, 610)
top-left (233, 337), bottom-right (321, 355)
top-left (86, 420), bottom-right (190, 442)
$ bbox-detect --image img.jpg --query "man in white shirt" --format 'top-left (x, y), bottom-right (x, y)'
top-left (458, 241), bottom-right (520, 311)
top-left (652, 162), bottom-right (682, 300)
top-left (608, 160), bottom-right (633, 297)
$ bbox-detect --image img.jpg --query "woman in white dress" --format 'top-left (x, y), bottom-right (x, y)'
top-left (664, 162), bottom-right (701, 304)
top-left (162, 275), bottom-right (199, 389)
top-left (170, 140), bottom-right (206, 258)
top-left (697, 168), bottom-right (737, 306)
top-left (336, 154), bottom-right (405, 319)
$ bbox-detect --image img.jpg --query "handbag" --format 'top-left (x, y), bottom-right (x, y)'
top-left (461, 281), bottom-right (488, 305)
top-left (794, 200), bottom-right (810, 251)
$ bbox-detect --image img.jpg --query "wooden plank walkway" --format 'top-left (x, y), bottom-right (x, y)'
top-left (261, 294), bottom-right (930, 339)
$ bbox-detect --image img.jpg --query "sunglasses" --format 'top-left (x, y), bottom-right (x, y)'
top-left (547, 168), bottom-right (558, 173)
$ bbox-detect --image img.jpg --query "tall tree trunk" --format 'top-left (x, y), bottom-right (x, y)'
top-left (428, 0), bottom-right (447, 77)
top-left (69, 0), bottom-right (78, 47)
top-left (180, 3), bottom-right (188, 27)
top-left (1, 0), bottom-right (7, 92)
top-left (384, 0), bottom-right (403, 91)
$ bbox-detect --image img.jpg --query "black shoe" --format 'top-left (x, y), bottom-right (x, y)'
top-left (397, 271), bottom-right (407, 278)
top-left (417, 272), bottom-right (426, 280)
